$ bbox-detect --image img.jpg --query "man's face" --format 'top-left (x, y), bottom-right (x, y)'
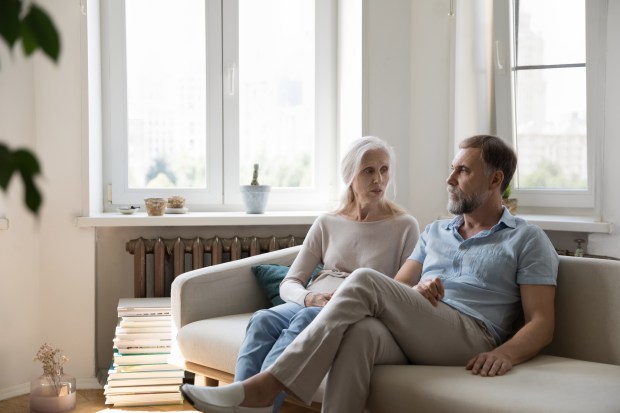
top-left (446, 148), bottom-right (491, 215)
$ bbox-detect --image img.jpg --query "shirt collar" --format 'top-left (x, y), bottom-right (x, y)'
top-left (443, 206), bottom-right (517, 232)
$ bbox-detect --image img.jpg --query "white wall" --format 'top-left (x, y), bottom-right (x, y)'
top-left (589, 1), bottom-right (620, 257)
top-left (34, 0), bottom-right (97, 388)
top-left (338, 0), bottom-right (453, 227)
top-left (362, 0), bottom-right (413, 213)
top-left (0, 0), bottom-right (97, 399)
top-left (0, 39), bottom-right (41, 398)
top-left (1, 0), bottom-right (619, 399)
top-left (408, 0), bottom-right (454, 227)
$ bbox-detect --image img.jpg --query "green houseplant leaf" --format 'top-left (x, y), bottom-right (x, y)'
top-left (502, 182), bottom-right (512, 200)
top-left (0, 0), bottom-right (60, 216)
top-left (0, 144), bottom-right (42, 214)
top-left (0, 0), bottom-right (21, 48)
top-left (20, 4), bottom-right (60, 60)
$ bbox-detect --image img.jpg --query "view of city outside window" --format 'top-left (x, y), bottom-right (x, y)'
top-left (124, 0), bottom-right (316, 191)
top-left (514, 0), bottom-right (586, 190)
top-left (125, 0), bottom-right (207, 189)
top-left (238, 0), bottom-right (315, 188)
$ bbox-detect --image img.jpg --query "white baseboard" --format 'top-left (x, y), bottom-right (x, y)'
top-left (0, 382), bottom-right (29, 401)
top-left (0, 376), bottom-right (102, 401)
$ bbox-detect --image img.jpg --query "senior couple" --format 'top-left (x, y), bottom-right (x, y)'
top-left (182, 135), bottom-right (559, 413)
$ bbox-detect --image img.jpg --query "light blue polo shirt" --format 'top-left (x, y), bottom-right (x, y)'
top-left (409, 207), bottom-right (558, 344)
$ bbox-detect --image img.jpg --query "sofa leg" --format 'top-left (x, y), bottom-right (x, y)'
top-left (194, 374), bottom-right (219, 387)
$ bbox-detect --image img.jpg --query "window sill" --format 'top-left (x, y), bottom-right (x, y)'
top-left (438, 213), bottom-right (612, 234)
top-left (74, 212), bottom-right (614, 233)
top-left (2, 212), bottom-right (612, 233)
top-left (514, 214), bottom-right (612, 234)
top-left (75, 211), bottom-right (323, 228)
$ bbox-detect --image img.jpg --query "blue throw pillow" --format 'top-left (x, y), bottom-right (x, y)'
top-left (252, 264), bottom-right (289, 306)
top-left (252, 264), bottom-right (322, 307)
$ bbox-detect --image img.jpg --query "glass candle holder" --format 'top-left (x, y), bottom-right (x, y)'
top-left (30, 368), bottom-right (76, 413)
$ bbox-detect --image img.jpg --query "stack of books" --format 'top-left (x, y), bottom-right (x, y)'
top-left (104, 297), bottom-right (185, 407)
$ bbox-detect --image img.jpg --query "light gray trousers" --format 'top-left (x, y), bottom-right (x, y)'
top-left (266, 268), bottom-right (496, 413)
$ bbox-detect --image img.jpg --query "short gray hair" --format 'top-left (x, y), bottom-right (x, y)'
top-left (459, 135), bottom-right (517, 193)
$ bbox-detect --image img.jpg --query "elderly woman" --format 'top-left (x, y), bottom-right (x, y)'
top-left (229, 136), bottom-right (420, 412)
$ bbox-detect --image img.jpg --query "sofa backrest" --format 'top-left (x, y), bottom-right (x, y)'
top-left (543, 255), bottom-right (620, 366)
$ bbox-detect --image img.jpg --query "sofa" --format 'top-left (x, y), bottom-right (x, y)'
top-left (171, 245), bottom-right (620, 412)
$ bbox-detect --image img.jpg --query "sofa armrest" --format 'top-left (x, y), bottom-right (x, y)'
top-left (171, 245), bottom-right (301, 330)
top-left (544, 255), bottom-right (620, 366)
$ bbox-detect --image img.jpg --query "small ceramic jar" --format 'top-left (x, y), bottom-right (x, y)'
top-left (144, 198), bottom-right (167, 216)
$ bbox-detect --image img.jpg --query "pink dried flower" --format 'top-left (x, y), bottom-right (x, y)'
top-left (33, 343), bottom-right (69, 395)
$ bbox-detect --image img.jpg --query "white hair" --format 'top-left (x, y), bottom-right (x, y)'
top-left (336, 136), bottom-right (400, 213)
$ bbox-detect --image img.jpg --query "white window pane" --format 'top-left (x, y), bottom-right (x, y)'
top-left (517, 0), bottom-right (585, 66)
top-left (238, 0), bottom-right (315, 188)
top-left (514, 67), bottom-right (587, 190)
top-left (125, 0), bottom-right (207, 189)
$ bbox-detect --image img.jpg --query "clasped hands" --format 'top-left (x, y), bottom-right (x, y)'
top-left (304, 292), bottom-right (333, 307)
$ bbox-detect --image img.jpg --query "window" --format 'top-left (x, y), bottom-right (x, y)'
top-left (494, 0), bottom-right (606, 209)
top-left (103, 0), bottom-right (337, 210)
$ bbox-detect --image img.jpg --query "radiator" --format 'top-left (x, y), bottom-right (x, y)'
top-left (126, 235), bottom-right (304, 298)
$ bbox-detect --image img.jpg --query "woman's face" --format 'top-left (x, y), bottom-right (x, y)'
top-left (351, 149), bottom-right (390, 205)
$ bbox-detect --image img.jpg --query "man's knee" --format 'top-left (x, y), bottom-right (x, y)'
top-left (343, 318), bottom-right (406, 363)
top-left (344, 268), bottom-right (387, 290)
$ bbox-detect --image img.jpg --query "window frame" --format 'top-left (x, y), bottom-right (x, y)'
top-left (102, 0), bottom-right (338, 211)
top-left (493, 0), bottom-right (607, 210)
top-left (221, 0), bottom-right (338, 208)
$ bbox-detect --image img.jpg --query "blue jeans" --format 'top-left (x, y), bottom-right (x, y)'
top-left (235, 302), bottom-right (322, 412)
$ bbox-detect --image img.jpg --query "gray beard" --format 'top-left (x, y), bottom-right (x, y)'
top-left (447, 188), bottom-right (482, 215)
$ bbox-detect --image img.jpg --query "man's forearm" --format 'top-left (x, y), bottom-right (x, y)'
top-left (493, 316), bottom-right (554, 365)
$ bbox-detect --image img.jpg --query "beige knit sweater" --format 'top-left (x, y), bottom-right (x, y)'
top-left (280, 212), bottom-right (420, 306)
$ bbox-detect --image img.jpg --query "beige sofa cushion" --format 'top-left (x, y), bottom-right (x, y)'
top-left (366, 355), bottom-right (620, 413)
top-left (178, 313), bottom-right (325, 403)
top-left (177, 313), bottom-right (253, 375)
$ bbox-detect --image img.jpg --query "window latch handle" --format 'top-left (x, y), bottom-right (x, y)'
top-left (495, 41), bottom-right (505, 72)
top-left (228, 63), bottom-right (236, 96)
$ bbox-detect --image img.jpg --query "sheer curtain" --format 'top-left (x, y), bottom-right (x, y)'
top-left (450, 0), bottom-right (494, 153)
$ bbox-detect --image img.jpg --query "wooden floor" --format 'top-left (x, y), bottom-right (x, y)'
top-left (0, 389), bottom-right (313, 413)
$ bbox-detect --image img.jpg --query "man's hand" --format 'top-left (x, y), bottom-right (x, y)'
top-left (465, 284), bottom-right (555, 377)
top-left (466, 350), bottom-right (513, 377)
top-left (413, 278), bottom-right (444, 306)
top-left (304, 292), bottom-right (333, 307)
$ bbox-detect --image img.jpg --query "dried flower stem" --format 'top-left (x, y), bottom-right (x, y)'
top-left (33, 343), bottom-right (69, 396)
